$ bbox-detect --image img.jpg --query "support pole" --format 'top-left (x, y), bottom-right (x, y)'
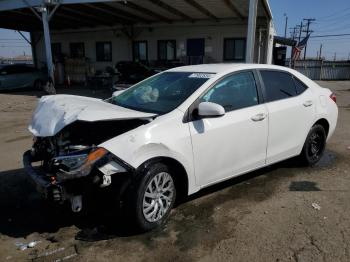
top-left (30, 32), bottom-right (38, 68)
top-left (284, 14), bottom-right (288, 38)
top-left (245, 0), bottom-right (258, 63)
top-left (265, 20), bottom-right (273, 64)
top-left (41, 6), bottom-right (54, 83)
top-left (257, 27), bottom-right (262, 64)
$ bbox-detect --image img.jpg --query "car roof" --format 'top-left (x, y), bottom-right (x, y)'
top-left (166, 63), bottom-right (295, 74)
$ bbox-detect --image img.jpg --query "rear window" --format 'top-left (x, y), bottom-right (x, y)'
top-left (260, 70), bottom-right (297, 102)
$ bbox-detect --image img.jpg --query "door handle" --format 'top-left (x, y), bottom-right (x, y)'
top-left (303, 100), bottom-right (313, 107)
top-left (251, 113), bottom-right (266, 122)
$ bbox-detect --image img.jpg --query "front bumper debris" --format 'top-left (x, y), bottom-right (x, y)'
top-left (23, 150), bottom-right (65, 202)
top-left (23, 150), bottom-right (135, 212)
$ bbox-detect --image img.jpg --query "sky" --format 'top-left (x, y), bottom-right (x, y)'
top-left (0, 29), bottom-right (31, 58)
top-left (0, 0), bottom-right (350, 60)
top-left (269, 0), bottom-right (350, 60)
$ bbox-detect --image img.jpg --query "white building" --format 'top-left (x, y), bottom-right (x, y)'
top-left (0, 0), bottom-right (274, 83)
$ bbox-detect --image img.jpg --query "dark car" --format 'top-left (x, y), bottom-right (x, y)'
top-left (115, 61), bottom-right (158, 85)
top-left (0, 64), bottom-right (47, 91)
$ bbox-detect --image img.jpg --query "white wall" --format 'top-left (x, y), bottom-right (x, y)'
top-left (34, 21), bottom-right (270, 71)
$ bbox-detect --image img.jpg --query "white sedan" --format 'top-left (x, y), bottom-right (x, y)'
top-left (24, 64), bottom-right (338, 231)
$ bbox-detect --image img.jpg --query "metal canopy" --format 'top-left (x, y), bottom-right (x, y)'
top-left (0, 0), bottom-right (273, 82)
top-left (274, 36), bottom-right (297, 47)
top-left (0, 0), bottom-right (272, 32)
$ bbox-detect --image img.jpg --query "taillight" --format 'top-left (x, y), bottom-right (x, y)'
top-left (330, 93), bottom-right (336, 103)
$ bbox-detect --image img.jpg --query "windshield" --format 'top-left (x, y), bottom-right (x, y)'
top-left (111, 72), bottom-right (215, 114)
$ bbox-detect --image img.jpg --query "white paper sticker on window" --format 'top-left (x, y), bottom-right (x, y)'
top-left (188, 73), bottom-right (215, 79)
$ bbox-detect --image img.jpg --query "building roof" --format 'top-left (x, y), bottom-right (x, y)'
top-left (0, 0), bottom-right (272, 32)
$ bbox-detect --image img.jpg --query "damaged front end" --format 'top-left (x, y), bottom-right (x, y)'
top-left (23, 119), bottom-right (147, 212)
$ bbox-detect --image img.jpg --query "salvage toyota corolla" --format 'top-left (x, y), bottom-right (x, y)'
top-left (23, 64), bottom-right (338, 231)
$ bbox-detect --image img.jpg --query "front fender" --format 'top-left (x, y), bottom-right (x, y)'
top-left (100, 110), bottom-right (200, 195)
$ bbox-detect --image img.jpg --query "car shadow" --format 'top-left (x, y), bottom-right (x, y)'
top-left (0, 153), bottom-right (335, 241)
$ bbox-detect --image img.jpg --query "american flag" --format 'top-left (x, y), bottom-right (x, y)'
top-left (292, 34), bottom-right (311, 60)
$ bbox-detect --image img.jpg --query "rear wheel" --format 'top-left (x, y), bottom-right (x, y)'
top-left (299, 124), bottom-right (326, 166)
top-left (127, 163), bottom-right (176, 231)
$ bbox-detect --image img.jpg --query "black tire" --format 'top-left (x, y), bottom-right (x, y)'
top-left (127, 162), bottom-right (176, 232)
top-left (299, 124), bottom-right (327, 166)
top-left (33, 79), bottom-right (43, 90)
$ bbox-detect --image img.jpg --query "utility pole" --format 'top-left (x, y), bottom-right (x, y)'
top-left (298, 21), bottom-right (303, 42)
top-left (284, 13), bottom-right (288, 38)
top-left (319, 44), bottom-right (323, 60)
top-left (333, 52), bottom-right (336, 61)
top-left (302, 18), bottom-right (316, 60)
top-left (290, 27), bottom-right (297, 40)
top-left (289, 26), bottom-right (298, 68)
top-left (288, 27), bottom-right (295, 67)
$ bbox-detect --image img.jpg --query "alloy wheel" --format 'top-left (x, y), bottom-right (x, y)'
top-left (308, 131), bottom-right (325, 161)
top-left (142, 172), bottom-right (175, 223)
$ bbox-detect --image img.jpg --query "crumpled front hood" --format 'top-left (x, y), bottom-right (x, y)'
top-left (28, 95), bottom-right (156, 137)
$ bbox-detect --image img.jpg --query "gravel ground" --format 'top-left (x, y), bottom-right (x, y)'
top-left (0, 82), bottom-right (349, 262)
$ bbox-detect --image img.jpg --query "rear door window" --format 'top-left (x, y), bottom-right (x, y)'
top-left (260, 70), bottom-right (297, 102)
top-left (293, 77), bottom-right (308, 95)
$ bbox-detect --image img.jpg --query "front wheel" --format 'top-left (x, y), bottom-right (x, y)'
top-left (299, 124), bottom-right (327, 166)
top-left (127, 163), bottom-right (176, 232)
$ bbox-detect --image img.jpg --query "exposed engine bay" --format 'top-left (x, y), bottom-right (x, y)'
top-left (32, 119), bottom-right (148, 167)
top-left (26, 119), bottom-right (149, 211)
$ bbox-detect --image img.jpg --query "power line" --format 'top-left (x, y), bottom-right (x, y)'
top-left (313, 21), bottom-right (350, 33)
top-left (317, 11), bottom-right (350, 22)
top-left (310, 39), bottom-right (350, 43)
top-left (311, 33), bottom-right (350, 38)
top-left (0, 41), bottom-right (29, 44)
top-left (0, 39), bottom-right (24, 41)
top-left (316, 6), bottom-right (350, 20)
top-left (0, 45), bottom-right (30, 48)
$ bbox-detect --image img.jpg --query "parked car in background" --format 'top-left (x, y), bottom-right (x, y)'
top-left (115, 61), bottom-right (158, 85)
top-left (0, 64), bottom-right (47, 91)
top-left (24, 64), bottom-right (338, 232)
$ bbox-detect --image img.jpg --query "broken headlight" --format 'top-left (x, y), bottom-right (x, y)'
top-left (54, 147), bottom-right (108, 180)
top-left (56, 154), bottom-right (88, 170)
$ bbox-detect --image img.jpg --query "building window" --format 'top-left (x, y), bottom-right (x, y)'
top-left (223, 38), bottom-right (246, 61)
top-left (96, 42), bottom-right (112, 62)
top-left (158, 40), bottom-right (176, 61)
top-left (133, 41), bottom-right (148, 62)
top-left (70, 42), bottom-right (85, 58)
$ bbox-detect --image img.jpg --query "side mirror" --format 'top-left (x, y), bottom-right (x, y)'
top-left (197, 102), bottom-right (225, 118)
